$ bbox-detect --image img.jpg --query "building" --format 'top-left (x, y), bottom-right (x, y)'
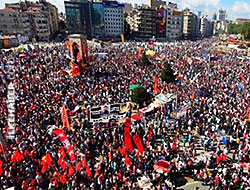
top-left (5, 0), bottom-right (59, 37)
top-left (183, 8), bottom-right (199, 39)
top-left (65, 0), bottom-right (92, 38)
top-left (213, 20), bottom-right (229, 35)
top-left (217, 9), bottom-right (226, 21)
top-left (124, 3), bottom-right (133, 15)
top-left (200, 15), bottom-right (213, 37)
top-left (212, 13), bottom-right (217, 21)
top-left (234, 18), bottom-right (250, 25)
top-left (165, 2), bottom-right (182, 40)
top-left (91, 2), bottom-right (105, 37)
top-left (129, 6), bottom-right (155, 39)
top-left (148, 0), bottom-right (166, 9)
top-left (154, 7), bottom-right (166, 39)
top-left (0, 8), bottom-right (24, 35)
top-left (103, 1), bottom-right (124, 37)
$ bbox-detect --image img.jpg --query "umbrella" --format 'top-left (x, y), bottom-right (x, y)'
top-left (153, 160), bottom-right (171, 173)
top-left (131, 114), bottom-right (142, 120)
top-left (129, 84), bottom-right (140, 90)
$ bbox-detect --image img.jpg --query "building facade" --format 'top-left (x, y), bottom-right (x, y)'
top-left (148, 0), bottom-right (166, 9)
top-left (183, 8), bottom-right (199, 39)
top-left (200, 15), bottom-right (213, 37)
top-left (65, 0), bottom-right (92, 38)
top-left (103, 1), bottom-right (124, 37)
top-left (165, 2), bottom-right (182, 40)
top-left (234, 18), bottom-right (250, 25)
top-left (129, 6), bottom-right (155, 39)
top-left (217, 9), bottom-right (226, 21)
top-left (91, 2), bottom-right (105, 37)
top-left (0, 8), bottom-right (23, 35)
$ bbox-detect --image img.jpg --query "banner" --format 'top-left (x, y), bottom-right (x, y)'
top-left (90, 103), bottom-right (132, 122)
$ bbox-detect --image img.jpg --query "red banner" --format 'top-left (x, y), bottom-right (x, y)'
top-left (124, 132), bottom-right (133, 153)
top-left (133, 134), bottom-right (144, 154)
top-left (53, 129), bottom-right (76, 161)
top-left (61, 104), bottom-right (71, 130)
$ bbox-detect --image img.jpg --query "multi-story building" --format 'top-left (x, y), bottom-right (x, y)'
top-left (5, 0), bottom-right (59, 37)
top-left (217, 9), bottom-right (226, 21)
top-left (91, 2), bottom-right (105, 37)
top-left (165, 2), bottom-right (182, 40)
top-left (234, 18), bottom-right (250, 25)
top-left (200, 15), bottom-right (213, 37)
top-left (103, 1), bottom-right (124, 37)
top-left (129, 6), bottom-right (155, 39)
top-left (183, 8), bottom-right (199, 39)
top-left (65, 0), bottom-right (92, 38)
top-left (0, 8), bottom-right (24, 35)
top-left (213, 20), bottom-right (229, 35)
top-left (148, 0), bottom-right (166, 9)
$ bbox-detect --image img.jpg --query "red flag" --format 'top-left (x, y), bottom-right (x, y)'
top-left (41, 164), bottom-right (47, 173)
top-left (148, 40), bottom-right (154, 45)
top-left (60, 147), bottom-right (66, 158)
top-left (76, 162), bottom-right (81, 172)
top-left (133, 135), bottom-right (144, 154)
top-left (72, 62), bottom-right (81, 77)
top-left (53, 129), bottom-right (76, 162)
top-left (61, 160), bottom-right (66, 171)
top-left (65, 40), bottom-right (70, 51)
top-left (46, 153), bottom-right (52, 166)
top-left (240, 73), bottom-right (246, 82)
top-left (61, 104), bottom-right (71, 131)
top-left (124, 132), bottom-right (133, 153)
top-left (59, 174), bottom-right (67, 183)
top-left (77, 52), bottom-right (81, 62)
top-left (58, 156), bottom-right (63, 166)
top-left (94, 162), bottom-right (101, 179)
top-left (0, 165), bottom-right (3, 175)
top-left (118, 147), bottom-right (125, 156)
top-left (68, 165), bottom-right (75, 178)
top-left (86, 165), bottom-right (91, 178)
top-left (124, 118), bottom-right (131, 133)
top-left (125, 156), bottom-right (132, 167)
top-left (11, 150), bottom-right (23, 163)
top-left (148, 125), bottom-right (153, 142)
top-left (153, 76), bottom-right (160, 94)
top-left (82, 157), bottom-right (87, 169)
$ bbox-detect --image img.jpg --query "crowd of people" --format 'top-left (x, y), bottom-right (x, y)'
top-left (0, 37), bottom-right (249, 189)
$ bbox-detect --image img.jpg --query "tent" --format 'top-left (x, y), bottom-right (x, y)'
top-left (129, 84), bottom-right (140, 90)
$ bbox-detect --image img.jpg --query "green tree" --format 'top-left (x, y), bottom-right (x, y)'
top-left (241, 22), bottom-right (250, 40)
top-left (59, 20), bottom-right (67, 32)
top-left (160, 63), bottom-right (175, 83)
top-left (139, 53), bottom-right (152, 66)
top-left (131, 86), bottom-right (151, 107)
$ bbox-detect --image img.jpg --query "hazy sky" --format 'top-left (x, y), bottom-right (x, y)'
top-left (1, 0), bottom-right (250, 20)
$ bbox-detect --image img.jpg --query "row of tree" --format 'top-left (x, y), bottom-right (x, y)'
top-left (227, 22), bottom-right (250, 40)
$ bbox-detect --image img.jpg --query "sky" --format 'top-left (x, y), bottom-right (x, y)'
top-left (1, 0), bottom-right (250, 20)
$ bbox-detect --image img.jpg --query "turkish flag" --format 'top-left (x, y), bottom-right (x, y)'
top-left (76, 162), bottom-right (81, 172)
top-left (124, 132), bottom-right (133, 153)
top-left (46, 153), bottom-right (53, 166)
top-left (41, 164), bottom-right (48, 173)
top-left (133, 134), bottom-right (144, 154)
top-left (11, 150), bottom-right (23, 163)
top-left (82, 157), bottom-right (87, 169)
top-left (86, 165), bottom-right (91, 178)
top-left (118, 147), bottom-right (125, 156)
top-left (59, 174), bottom-right (67, 184)
top-left (61, 160), bottom-right (66, 171)
top-left (72, 62), bottom-right (81, 77)
top-left (125, 156), bottom-right (132, 167)
top-left (60, 147), bottom-right (66, 158)
top-left (67, 165), bottom-right (75, 178)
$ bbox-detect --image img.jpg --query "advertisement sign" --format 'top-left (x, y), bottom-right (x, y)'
top-left (90, 103), bottom-right (133, 122)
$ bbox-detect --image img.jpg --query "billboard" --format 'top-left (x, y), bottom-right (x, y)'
top-left (90, 102), bottom-right (134, 122)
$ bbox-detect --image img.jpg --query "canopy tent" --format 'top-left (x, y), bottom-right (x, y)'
top-left (129, 84), bottom-right (141, 90)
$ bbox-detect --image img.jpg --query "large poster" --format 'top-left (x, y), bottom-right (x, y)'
top-left (90, 103), bottom-right (133, 122)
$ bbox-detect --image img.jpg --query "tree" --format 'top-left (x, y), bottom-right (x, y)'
top-left (160, 63), bottom-right (175, 83)
top-left (139, 53), bottom-right (152, 67)
top-left (131, 86), bottom-right (151, 108)
top-left (241, 22), bottom-right (250, 40)
top-left (59, 20), bottom-right (67, 32)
